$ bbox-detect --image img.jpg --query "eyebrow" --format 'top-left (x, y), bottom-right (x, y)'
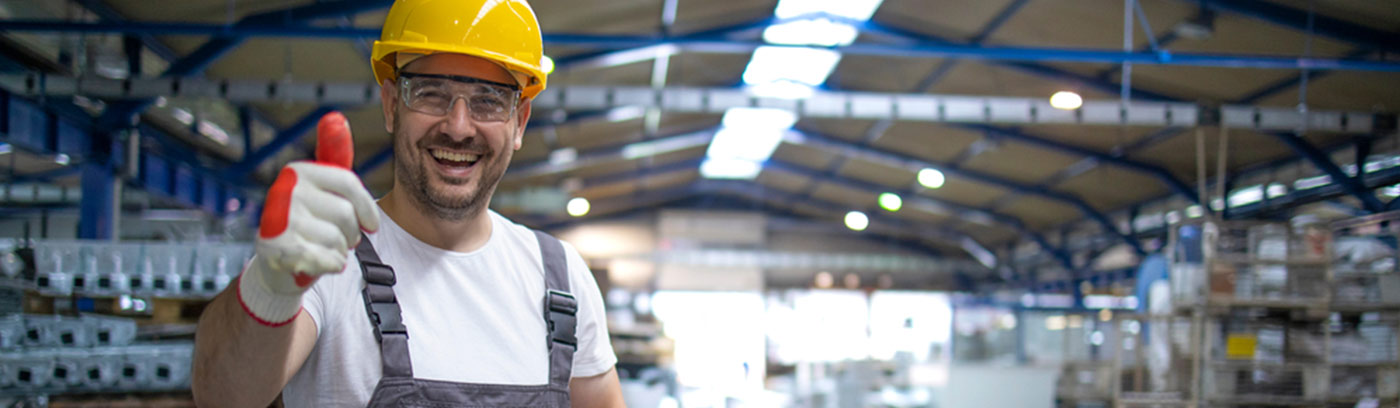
top-left (399, 72), bottom-right (520, 91)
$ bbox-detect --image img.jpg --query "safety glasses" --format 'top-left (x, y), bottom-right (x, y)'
top-left (398, 72), bottom-right (522, 122)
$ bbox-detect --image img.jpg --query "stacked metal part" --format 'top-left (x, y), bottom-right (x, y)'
top-left (29, 240), bottom-right (252, 299)
top-left (0, 314), bottom-right (192, 394)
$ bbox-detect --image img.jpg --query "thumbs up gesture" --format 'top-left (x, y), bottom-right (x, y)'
top-left (237, 112), bottom-right (381, 326)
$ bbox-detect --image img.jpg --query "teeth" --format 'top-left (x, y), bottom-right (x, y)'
top-left (431, 149), bottom-right (480, 163)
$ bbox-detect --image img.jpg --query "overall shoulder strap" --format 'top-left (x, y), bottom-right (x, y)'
top-left (356, 234), bottom-right (413, 378)
top-left (532, 230), bottom-right (576, 390)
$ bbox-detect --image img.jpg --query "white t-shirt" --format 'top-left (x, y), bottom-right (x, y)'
top-left (282, 208), bottom-right (616, 407)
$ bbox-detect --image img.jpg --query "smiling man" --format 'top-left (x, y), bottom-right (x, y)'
top-left (190, 1), bottom-right (624, 407)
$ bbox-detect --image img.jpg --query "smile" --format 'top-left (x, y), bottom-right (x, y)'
top-left (430, 149), bottom-right (481, 166)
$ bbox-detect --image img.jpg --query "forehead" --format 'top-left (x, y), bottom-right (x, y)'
top-left (402, 53), bottom-right (515, 84)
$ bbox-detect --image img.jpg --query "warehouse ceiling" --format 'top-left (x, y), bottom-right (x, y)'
top-left (2, 0), bottom-right (1399, 267)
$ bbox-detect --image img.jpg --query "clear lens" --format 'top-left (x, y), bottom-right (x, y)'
top-left (400, 75), bottom-right (519, 122)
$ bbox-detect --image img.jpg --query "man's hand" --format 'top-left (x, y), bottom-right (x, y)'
top-left (237, 112), bottom-right (381, 326)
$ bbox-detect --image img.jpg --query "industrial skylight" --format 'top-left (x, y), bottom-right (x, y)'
top-left (700, 158), bottom-right (764, 180)
top-left (702, 108), bottom-right (799, 180)
top-left (742, 46), bottom-right (842, 88)
top-left (762, 18), bottom-right (859, 47)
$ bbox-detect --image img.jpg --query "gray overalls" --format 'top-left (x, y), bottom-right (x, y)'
top-left (353, 230), bottom-right (577, 407)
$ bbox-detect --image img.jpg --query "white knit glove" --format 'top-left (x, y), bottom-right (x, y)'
top-left (237, 112), bottom-right (380, 326)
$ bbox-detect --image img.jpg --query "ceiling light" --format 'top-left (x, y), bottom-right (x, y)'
top-left (917, 168), bottom-right (945, 189)
top-left (742, 46), bottom-right (841, 88)
top-left (1049, 91), bottom-right (1083, 110)
top-left (567, 197), bottom-right (590, 217)
top-left (878, 192), bottom-right (902, 212)
top-left (845, 210), bottom-right (869, 231)
top-left (0, 143), bottom-right (10, 155)
top-left (774, 0), bottom-right (885, 21)
top-left (762, 18), bottom-right (859, 47)
top-left (541, 55), bottom-right (556, 75)
top-left (700, 158), bottom-right (763, 180)
top-left (54, 153), bottom-right (70, 166)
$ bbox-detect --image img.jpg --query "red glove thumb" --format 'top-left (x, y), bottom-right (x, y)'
top-left (315, 111), bottom-right (354, 169)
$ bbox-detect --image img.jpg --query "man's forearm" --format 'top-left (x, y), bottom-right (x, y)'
top-left (192, 286), bottom-right (316, 408)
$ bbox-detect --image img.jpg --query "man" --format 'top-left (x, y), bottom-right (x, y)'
top-left (191, 0), bottom-right (625, 406)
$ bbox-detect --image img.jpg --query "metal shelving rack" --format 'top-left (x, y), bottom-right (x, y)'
top-left (1107, 216), bottom-right (1400, 408)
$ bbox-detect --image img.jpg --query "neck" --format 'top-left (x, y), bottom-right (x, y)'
top-left (379, 189), bottom-right (494, 253)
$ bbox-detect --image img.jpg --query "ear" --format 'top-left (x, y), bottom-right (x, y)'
top-left (512, 100), bottom-right (532, 151)
top-left (380, 79), bottom-right (397, 133)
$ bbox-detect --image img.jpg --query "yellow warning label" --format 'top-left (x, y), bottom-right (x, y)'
top-left (1226, 334), bottom-right (1257, 360)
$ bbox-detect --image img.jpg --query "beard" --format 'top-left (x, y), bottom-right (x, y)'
top-left (391, 106), bottom-right (515, 221)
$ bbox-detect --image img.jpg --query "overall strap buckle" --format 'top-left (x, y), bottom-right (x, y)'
top-left (544, 290), bottom-right (577, 350)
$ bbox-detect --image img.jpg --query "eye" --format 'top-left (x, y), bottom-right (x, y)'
top-left (414, 88), bottom-right (451, 103)
top-left (470, 95), bottom-right (508, 112)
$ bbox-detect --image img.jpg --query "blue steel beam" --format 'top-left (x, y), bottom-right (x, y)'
top-left (911, 0), bottom-right (1030, 92)
top-left (94, 0), bottom-right (392, 129)
top-left (763, 158), bottom-right (1074, 268)
top-left (355, 145), bottom-right (394, 177)
top-left (3, 21), bottom-right (1399, 73)
top-left (225, 106), bottom-right (338, 179)
top-left (700, 180), bottom-right (993, 261)
top-left (956, 124), bottom-right (1199, 205)
top-left (792, 130), bottom-right (1145, 255)
top-left (1237, 49), bottom-right (1373, 104)
top-left (1182, 0), bottom-right (1400, 54)
top-left (75, 0), bottom-right (178, 62)
top-left (1269, 131), bottom-right (1385, 213)
top-left (532, 183), bottom-right (986, 278)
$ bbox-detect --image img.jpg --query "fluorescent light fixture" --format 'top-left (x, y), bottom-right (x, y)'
top-left (1294, 175), bottom-right (1330, 190)
top-left (541, 55), bottom-right (556, 75)
top-left (1049, 91), bottom-right (1083, 110)
top-left (762, 18), bottom-right (859, 47)
top-left (1266, 183), bottom-right (1288, 198)
top-left (606, 106), bottom-right (646, 123)
top-left (549, 148), bottom-right (578, 165)
top-left (742, 46), bottom-right (841, 88)
top-left (621, 132), bottom-right (713, 160)
top-left (567, 197), bottom-right (590, 217)
top-left (172, 108), bottom-right (195, 126)
top-left (197, 121), bottom-right (230, 145)
top-left (746, 80), bottom-right (816, 100)
top-left (700, 158), bottom-right (763, 180)
top-left (585, 44), bottom-right (678, 69)
top-left (1186, 205), bottom-right (1204, 218)
top-left (1227, 185), bottom-right (1263, 208)
top-left (0, 143), bottom-right (10, 155)
top-left (878, 192), bottom-right (902, 212)
top-left (1210, 198), bottom-right (1225, 211)
top-left (774, 0), bottom-right (885, 21)
top-left (844, 210), bottom-right (869, 231)
top-left (1382, 184), bottom-right (1400, 198)
top-left (707, 127), bottom-right (786, 163)
top-left (1165, 210), bottom-right (1182, 224)
top-left (721, 107), bottom-right (798, 130)
top-left (54, 153), bottom-right (70, 166)
top-left (917, 168), bottom-right (945, 189)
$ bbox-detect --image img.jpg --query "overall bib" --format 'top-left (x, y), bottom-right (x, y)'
top-left (353, 230), bottom-right (577, 407)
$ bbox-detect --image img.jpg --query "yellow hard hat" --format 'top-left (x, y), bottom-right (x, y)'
top-left (371, 0), bottom-right (547, 99)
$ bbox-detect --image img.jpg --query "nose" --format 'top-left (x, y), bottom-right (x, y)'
top-left (441, 96), bottom-right (478, 140)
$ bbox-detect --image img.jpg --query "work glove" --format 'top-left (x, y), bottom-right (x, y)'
top-left (237, 112), bottom-right (381, 326)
